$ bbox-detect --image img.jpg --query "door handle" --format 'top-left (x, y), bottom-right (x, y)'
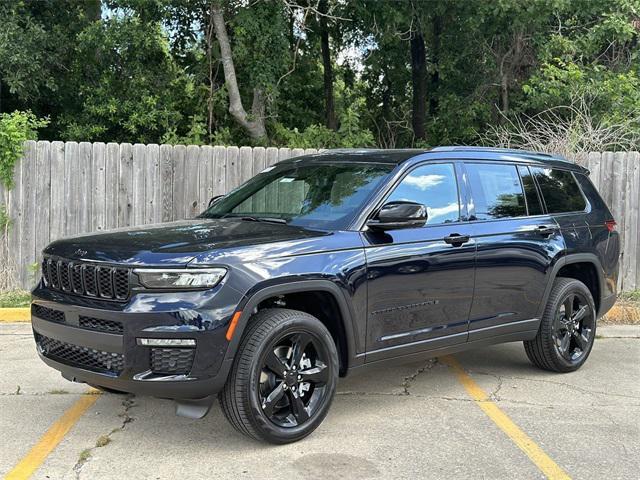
top-left (535, 225), bottom-right (556, 237)
top-left (444, 233), bottom-right (470, 246)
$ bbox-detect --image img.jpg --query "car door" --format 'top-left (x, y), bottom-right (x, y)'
top-left (463, 162), bottom-right (564, 340)
top-left (362, 162), bottom-right (476, 362)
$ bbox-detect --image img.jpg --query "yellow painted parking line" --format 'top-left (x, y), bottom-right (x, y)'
top-left (4, 390), bottom-right (100, 480)
top-left (0, 308), bottom-right (30, 323)
top-left (441, 355), bottom-right (571, 480)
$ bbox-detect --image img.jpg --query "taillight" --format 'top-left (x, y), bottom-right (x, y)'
top-left (605, 220), bottom-right (617, 232)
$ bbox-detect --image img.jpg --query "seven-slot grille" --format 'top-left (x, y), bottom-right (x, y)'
top-left (42, 257), bottom-right (130, 301)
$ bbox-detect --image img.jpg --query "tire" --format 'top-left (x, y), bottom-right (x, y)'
top-left (524, 277), bottom-right (597, 373)
top-left (219, 308), bottom-right (339, 444)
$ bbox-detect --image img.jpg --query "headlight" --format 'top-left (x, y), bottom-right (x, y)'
top-left (134, 268), bottom-right (227, 289)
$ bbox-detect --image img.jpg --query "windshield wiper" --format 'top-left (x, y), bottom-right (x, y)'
top-left (238, 216), bottom-right (288, 225)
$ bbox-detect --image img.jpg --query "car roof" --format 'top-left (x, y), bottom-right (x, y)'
top-left (281, 147), bottom-right (586, 173)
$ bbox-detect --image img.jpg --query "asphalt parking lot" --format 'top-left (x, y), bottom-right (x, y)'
top-left (1, 322), bottom-right (638, 480)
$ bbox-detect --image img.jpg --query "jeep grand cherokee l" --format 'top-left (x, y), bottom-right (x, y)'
top-left (31, 147), bottom-right (619, 444)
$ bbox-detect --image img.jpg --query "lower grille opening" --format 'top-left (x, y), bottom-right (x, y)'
top-left (32, 304), bottom-right (65, 324)
top-left (78, 316), bottom-right (124, 335)
top-left (150, 348), bottom-right (195, 376)
top-left (35, 333), bottom-right (124, 376)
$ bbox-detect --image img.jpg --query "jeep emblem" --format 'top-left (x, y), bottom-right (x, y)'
top-left (74, 249), bottom-right (87, 257)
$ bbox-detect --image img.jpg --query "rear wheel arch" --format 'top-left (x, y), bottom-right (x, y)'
top-left (540, 254), bottom-right (604, 319)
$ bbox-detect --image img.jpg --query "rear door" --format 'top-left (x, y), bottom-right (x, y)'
top-left (362, 162), bottom-right (476, 361)
top-left (463, 162), bottom-right (564, 340)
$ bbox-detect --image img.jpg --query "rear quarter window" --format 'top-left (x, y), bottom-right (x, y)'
top-left (531, 167), bottom-right (586, 214)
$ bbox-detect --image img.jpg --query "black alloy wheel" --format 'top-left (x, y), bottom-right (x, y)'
top-left (259, 331), bottom-right (331, 428)
top-left (219, 308), bottom-right (338, 443)
top-left (524, 277), bottom-right (597, 373)
top-left (551, 291), bottom-right (595, 363)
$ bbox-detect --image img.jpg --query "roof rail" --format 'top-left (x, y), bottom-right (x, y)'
top-left (430, 146), bottom-right (567, 161)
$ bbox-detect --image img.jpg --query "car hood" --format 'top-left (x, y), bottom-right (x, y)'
top-left (43, 219), bottom-right (328, 266)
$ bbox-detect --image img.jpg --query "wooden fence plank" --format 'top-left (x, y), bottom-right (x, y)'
top-left (213, 146), bottom-right (227, 197)
top-left (49, 142), bottom-right (65, 241)
top-left (226, 146), bottom-right (240, 191)
top-left (92, 142), bottom-right (106, 232)
top-left (145, 144), bottom-right (160, 224)
top-left (159, 144), bottom-right (174, 222)
top-left (78, 142), bottom-right (93, 234)
top-left (198, 145), bottom-right (213, 212)
top-left (132, 143), bottom-right (146, 226)
top-left (184, 145), bottom-right (200, 218)
top-left (622, 152), bottom-right (639, 290)
top-left (239, 146), bottom-right (253, 188)
top-left (34, 141), bottom-right (51, 270)
top-left (105, 143), bottom-right (119, 230)
top-left (172, 145), bottom-right (186, 220)
top-left (265, 147), bottom-right (279, 167)
top-left (600, 151), bottom-right (615, 210)
top-left (64, 142), bottom-right (80, 236)
top-left (610, 153), bottom-right (627, 292)
top-left (252, 147), bottom-right (266, 212)
top-left (118, 143), bottom-right (133, 227)
top-left (19, 141), bottom-right (37, 287)
top-left (7, 151), bottom-right (23, 287)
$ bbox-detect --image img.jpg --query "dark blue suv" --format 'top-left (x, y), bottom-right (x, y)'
top-left (31, 147), bottom-right (619, 443)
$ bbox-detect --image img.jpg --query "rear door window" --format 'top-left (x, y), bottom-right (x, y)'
top-left (465, 163), bottom-right (526, 219)
top-left (530, 167), bottom-right (586, 213)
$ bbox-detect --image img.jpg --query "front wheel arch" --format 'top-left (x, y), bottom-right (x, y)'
top-left (222, 280), bottom-right (358, 379)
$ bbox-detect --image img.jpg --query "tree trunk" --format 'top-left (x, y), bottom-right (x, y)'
top-left (206, 3), bottom-right (216, 138)
top-left (500, 72), bottom-right (509, 116)
top-left (428, 14), bottom-right (442, 117)
top-left (319, 0), bottom-right (337, 130)
top-left (410, 29), bottom-right (427, 141)
top-left (211, 1), bottom-right (267, 141)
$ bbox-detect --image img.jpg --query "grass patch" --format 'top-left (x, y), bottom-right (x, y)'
top-left (0, 290), bottom-right (30, 308)
top-left (48, 389), bottom-right (69, 395)
top-left (619, 290), bottom-right (640, 302)
top-left (78, 449), bottom-right (92, 463)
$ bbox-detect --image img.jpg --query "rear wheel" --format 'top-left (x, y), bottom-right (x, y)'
top-left (524, 277), bottom-right (596, 372)
top-left (219, 308), bottom-right (338, 444)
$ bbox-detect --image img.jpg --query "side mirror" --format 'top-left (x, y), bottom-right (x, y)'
top-left (208, 195), bottom-right (224, 208)
top-left (366, 201), bottom-right (427, 230)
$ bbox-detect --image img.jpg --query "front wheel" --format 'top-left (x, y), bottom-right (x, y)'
top-left (219, 308), bottom-right (338, 444)
top-left (524, 277), bottom-right (597, 373)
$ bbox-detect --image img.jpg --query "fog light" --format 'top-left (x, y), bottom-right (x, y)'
top-left (137, 338), bottom-right (196, 347)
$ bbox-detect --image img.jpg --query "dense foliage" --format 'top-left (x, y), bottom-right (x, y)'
top-left (0, 111), bottom-right (48, 188)
top-left (0, 0), bottom-right (638, 149)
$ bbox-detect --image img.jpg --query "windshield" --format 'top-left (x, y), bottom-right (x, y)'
top-left (200, 162), bottom-right (394, 230)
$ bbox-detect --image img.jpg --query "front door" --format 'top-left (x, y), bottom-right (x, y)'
top-left (362, 162), bottom-right (476, 362)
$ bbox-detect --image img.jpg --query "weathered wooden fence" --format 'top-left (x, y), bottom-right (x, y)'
top-left (0, 142), bottom-right (638, 292)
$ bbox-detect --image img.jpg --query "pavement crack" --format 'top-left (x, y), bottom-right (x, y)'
top-left (72, 394), bottom-right (136, 479)
top-left (402, 359), bottom-right (438, 395)
top-left (471, 372), bottom-right (640, 401)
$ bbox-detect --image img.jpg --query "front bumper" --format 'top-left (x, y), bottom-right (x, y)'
top-left (31, 285), bottom-right (242, 399)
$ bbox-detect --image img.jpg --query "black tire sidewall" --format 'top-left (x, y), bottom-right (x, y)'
top-left (244, 312), bottom-right (339, 443)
